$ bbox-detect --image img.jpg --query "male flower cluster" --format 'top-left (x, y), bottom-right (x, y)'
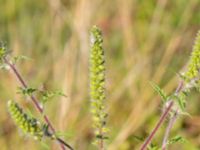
top-left (7, 100), bottom-right (43, 140)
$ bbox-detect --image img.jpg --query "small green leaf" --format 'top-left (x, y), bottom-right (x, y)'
top-left (40, 90), bottom-right (67, 104)
top-left (150, 82), bottom-right (168, 103)
top-left (17, 87), bottom-right (37, 96)
top-left (172, 93), bottom-right (186, 111)
top-left (132, 135), bottom-right (144, 142)
top-left (0, 42), bottom-right (8, 61)
top-left (167, 135), bottom-right (187, 145)
top-left (147, 143), bottom-right (161, 150)
top-left (179, 111), bottom-right (191, 117)
top-left (13, 55), bottom-right (32, 64)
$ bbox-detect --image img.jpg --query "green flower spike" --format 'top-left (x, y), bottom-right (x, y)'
top-left (89, 26), bottom-right (108, 146)
top-left (7, 100), bottom-right (43, 140)
top-left (184, 30), bottom-right (200, 82)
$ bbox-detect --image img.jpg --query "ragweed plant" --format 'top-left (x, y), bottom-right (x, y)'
top-left (7, 100), bottom-right (73, 148)
top-left (7, 100), bottom-right (44, 140)
top-left (171, 30), bottom-right (200, 114)
top-left (183, 30), bottom-right (200, 82)
top-left (141, 30), bottom-right (200, 150)
top-left (0, 44), bottom-right (73, 150)
top-left (89, 26), bottom-right (108, 149)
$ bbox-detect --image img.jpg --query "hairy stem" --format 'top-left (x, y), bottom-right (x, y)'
top-left (140, 81), bottom-right (184, 150)
top-left (162, 110), bottom-right (178, 150)
top-left (56, 138), bottom-right (74, 150)
top-left (140, 100), bottom-right (174, 150)
top-left (161, 81), bottom-right (184, 150)
top-left (4, 57), bottom-right (73, 150)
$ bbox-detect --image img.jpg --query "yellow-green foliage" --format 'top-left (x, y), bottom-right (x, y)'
top-left (184, 31), bottom-right (200, 82)
top-left (7, 100), bottom-right (43, 140)
top-left (0, 44), bottom-right (6, 61)
top-left (89, 26), bottom-right (108, 142)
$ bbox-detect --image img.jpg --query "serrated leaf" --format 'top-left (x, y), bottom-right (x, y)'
top-left (17, 87), bottom-right (37, 96)
top-left (150, 82), bottom-right (168, 103)
top-left (179, 111), bottom-right (191, 117)
top-left (40, 90), bottom-right (67, 104)
top-left (167, 135), bottom-right (187, 145)
top-left (173, 94), bottom-right (186, 111)
top-left (13, 55), bottom-right (32, 64)
top-left (132, 135), bottom-right (144, 142)
top-left (147, 143), bottom-right (161, 150)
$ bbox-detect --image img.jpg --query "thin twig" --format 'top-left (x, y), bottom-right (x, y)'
top-left (57, 138), bottom-right (74, 150)
top-left (161, 81), bottom-right (184, 150)
top-left (162, 110), bottom-right (178, 150)
top-left (140, 81), bottom-right (184, 150)
top-left (4, 57), bottom-right (73, 150)
top-left (140, 101), bottom-right (174, 150)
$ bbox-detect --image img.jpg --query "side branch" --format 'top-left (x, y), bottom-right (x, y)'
top-left (140, 81), bottom-right (184, 150)
top-left (140, 101), bottom-right (174, 150)
top-left (161, 110), bottom-right (178, 150)
top-left (4, 57), bottom-right (73, 150)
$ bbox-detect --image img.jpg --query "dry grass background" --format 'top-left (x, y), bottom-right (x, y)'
top-left (0, 0), bottom-right (200, 149)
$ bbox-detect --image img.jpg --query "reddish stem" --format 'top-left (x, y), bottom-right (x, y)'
top-left (4, 57), bottom-right (73, 150)
top-left (140, 81), bottom-right (184, 150)
top-left (161, 81), bottom-right (184, 149)
top-left (162, 110), bottom-right (178, 150)
top-left (140, 101), bottom-right (174, 150)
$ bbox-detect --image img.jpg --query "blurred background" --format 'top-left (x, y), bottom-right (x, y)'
top-left (0, 0), bottom-right (200, 149)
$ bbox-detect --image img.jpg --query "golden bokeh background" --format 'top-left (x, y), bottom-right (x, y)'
top-left (0, 0), bottom-right (200, 149)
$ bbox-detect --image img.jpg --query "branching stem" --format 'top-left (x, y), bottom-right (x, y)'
top-left (161, 110), bottom-right (178, 150)
top-left (4, 57), bottom-right (73, 150)
top-left (161, 81), bottom-right (184, 150)
top-left (140, 81), bottom-right (184, 150)
top-left (140, 101), bottom-right (174, 150)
